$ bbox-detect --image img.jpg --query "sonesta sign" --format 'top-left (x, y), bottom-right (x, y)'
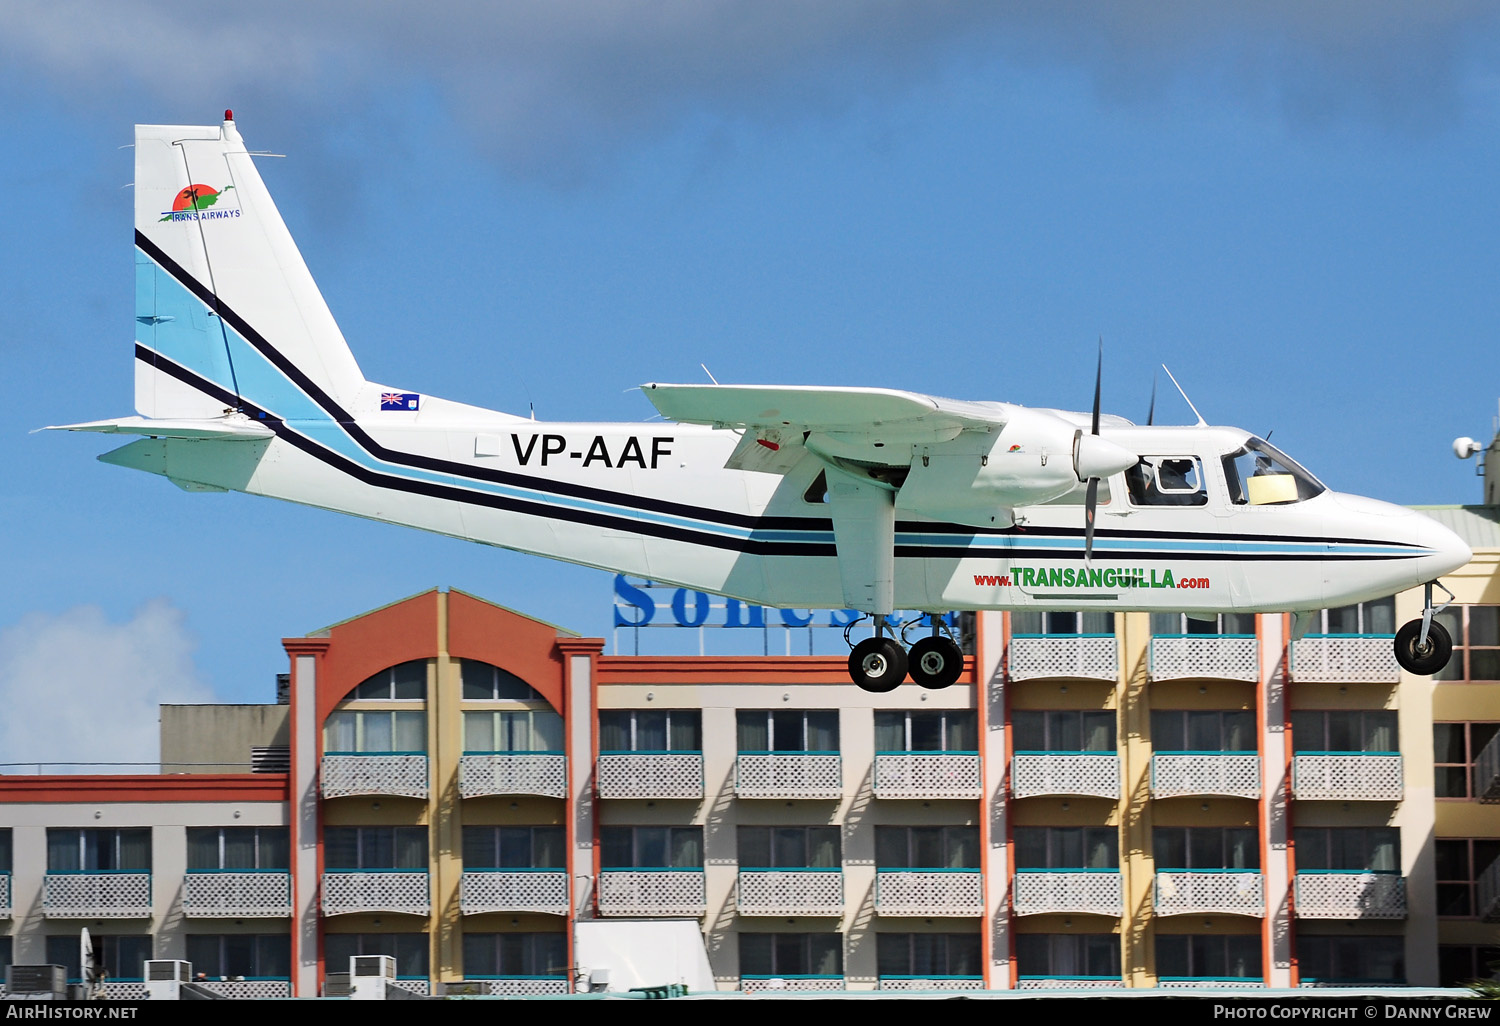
top-left (612, 575), bottom-right (958, 630)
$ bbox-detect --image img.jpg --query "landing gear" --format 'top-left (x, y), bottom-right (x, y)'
top-left (909, 635), bottom-right (964, 690)
top-left (849, 636), bottom-right (907, 693)
top-left (1394, 580), bottom-right (1456, 676)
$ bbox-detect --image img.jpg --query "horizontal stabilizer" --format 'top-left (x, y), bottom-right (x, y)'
top-left (46, 416), bottom-right (274, 440)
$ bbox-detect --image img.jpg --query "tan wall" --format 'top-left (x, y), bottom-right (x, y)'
top-left (160, 704), bottom-right (289, 773)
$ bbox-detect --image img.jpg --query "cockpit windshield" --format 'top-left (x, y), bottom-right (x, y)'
top-left (1221, 437), bottom-right (1326, 505)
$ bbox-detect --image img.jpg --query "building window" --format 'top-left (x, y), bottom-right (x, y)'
top-left (460, 660), bottom-right (544, 701)
top-left (1297, 934), bottom-right (1404, 984)
top-left (323, 709), bottom-right (426, 753)
top-left (874, 710), bottom-right (977, 752)
top-left (600, 827), bottom-right (703, 869)
top-left (45, 935), bottom-right (151, 983)
top-left (740, 934), bottom-right (843, 977)
top-left (1157, 934), bottom-right (1261, 980)
top-left (1011, 611), bottom-right (1115, 636)
top-left (1012, 710), bottom-right (1116, 752)
top-left (1152, 710), bottom-right (1256, 752)
top-left (1013, 827), bottom-right (1118, 870)
top-left (324, 934), bottom-right (428, 979)
top-left (736, 710), bottom-right (837, 752)
top-left (1439, 945), bottom-right (1500, 987)
top-left (1293, 828), bottom-right (1399, 873)
top-left (324, 827), bottom-right (428, 870)
top-left (738, 827), bottom-right (841, 868)
top-left (1435, 722), bottom-right (1500, 799)
top-left (0, 937), bottom-right (10, 978)
top-left (463, 933), bottom-right (567, 978)
top-left (462, 827), bottom-right (564, 870)
top-left (0, 828), bottom-right (10, 872)
top-left (599, 710), bottom-right (701, 752)
top-left (1436, 839), bottom-right (1500, 917)
top-left (184, 935), bottom-right (291, 980)
top-left (1153, 827), bottom-right (1259, 870)
top-left (348, 660), bottom-right (426, 701)
top-left (1290, 711), bottom-right (1397, 752)
top-left (1306, 598), bottom-right (1395, 637)
top-left (1015, 934), bottom-right (1120, 979)
top-left (877, 933), bottom-right (982, 978)
top-left (186, 827), bottom-right (289, 870)
top-left (46, 829), bottom-right (150, 872)
top-left (1434, 606), bottom-right (1500, 682)
top-left (875, 826), bottom-right (979, 869)
top-left (463, 709), bottom-right (563, 752)
top-left (1151, 612), bottom-right (1256, 636)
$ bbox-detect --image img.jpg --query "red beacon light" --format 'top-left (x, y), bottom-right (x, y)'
top-left (224, 109), bottom-right (234, 122)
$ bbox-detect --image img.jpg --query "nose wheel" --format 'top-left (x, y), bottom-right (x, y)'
top-left (848, 636), bottom-right (907, 692)
top-left (1394, 580), bottom-right (1455, 675)
top-left (845, 615), bottom-right (965, 691)
top-left (909, 635), bottom-right (964, 689)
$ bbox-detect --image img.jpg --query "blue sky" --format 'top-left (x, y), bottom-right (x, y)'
top-left (2, 3), bottom-right (1499, 757)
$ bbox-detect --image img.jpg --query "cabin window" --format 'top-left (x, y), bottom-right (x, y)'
top-left (1126, 456), bottom-right (1207, 506)
top-left (1221, 437), bottom-right (1325, 505)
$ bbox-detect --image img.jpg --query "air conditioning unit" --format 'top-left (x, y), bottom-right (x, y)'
top-left (350, 955), bottom-right (396, 1000)
top-left (145, 960), bottom-right (191, 1000)
top-left (323, 972), bottom-right (351, 997)
top-left (5, 965), bottom-right (67, 999)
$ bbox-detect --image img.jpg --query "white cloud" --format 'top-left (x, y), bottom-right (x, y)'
top-left (0, 600), bottom-right (214, 771)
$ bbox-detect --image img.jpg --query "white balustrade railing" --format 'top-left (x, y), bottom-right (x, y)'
top-left (595, 752), bottom-right (704, 799)
top-left (879, 977), bottom-right (985, 991)
top-left (1150, 636), bottom-right (1259, 682)
top-left (874, 870), bottom-right (984, 917)
top-left (0, 873), bottom-right (9, 919)
top-left (449, 978), bottom-right (569, 996)
top-left (1011, 871), bottom-right (1123, 916)
top-left (736, 870), bottom-right (844, 916)
top-left (597, 870), bottom-right (707, 916)
top-left (1290, 637), bottom-right (1400, 684)
top-left (741, 977), bottom-right (845, 993)
top-left (873, 753), bottom-right (982, 798)
top-left (197, 980), bottom-right (292, 999)
top-left (1011, 753), bottom-right (1120, 799)
top-left (43, 873), bottom-right (151, 918)
top-left (459, 870), bottom-right (568, 915)
top-left (1159, 979), bottom-right (1265, 989)
top-left (321, 871), bottom-right (431, 916)
top-left (735, 754), bottom-right (843, 798)
top-left (320, 753), bottom-right (429, 799)
top-left (1291, 754), bottom-right (1403, 801)
top-left (182, 871), bottom-right (292, 917)
top-left (1154, 871), bottom-right (1265, 916)
top-left (1151, 753), bottom-right (1262, 799)
top-left (1293, 873), bottom-right (1407, 919)
top-left (1008, 636), bottom-right (1118, 682)
top-left (1016, 978), bottom-right (1122, 990)
top-left (460, 753), bottom-right (567, 799)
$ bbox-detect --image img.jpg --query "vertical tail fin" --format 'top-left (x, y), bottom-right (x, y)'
top-left (133, 113), bottom-right (366, 419)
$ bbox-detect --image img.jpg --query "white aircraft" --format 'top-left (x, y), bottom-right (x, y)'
top-left (54, 114), bottom-right (1472, 690)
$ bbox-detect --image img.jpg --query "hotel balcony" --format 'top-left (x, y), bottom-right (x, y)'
top-left (460, 753), bottom-right (567, 799)
top-left (448, 979), bottom-right (570, 997)
top-left (1290, 636), bottom-right (1400, 684)
top-left (0, 872), bottom-right (9, 918)
top-left (459, 870), bottom-right (569, 916)
top-left (1154, 871), bottom-right (1265, 917)
top-left (1294, 872), bottom-right (1407, 919)
top-left (741, 977), bottom-right (845, 994)
top-left (1008, 635), bottom-right (1118, 682)
top-left (182, 870), bottom-right (292, 918)
top-left (1011, 753), bottom-right (1120, 799)
top-left (879, 977), bottom-right (985, 991)
top-left (1011, 870), bottom-right (1123, 917)
top-left (321, 870), bottom-right (431, 916)
top-left (597, 869), bottom-right (707, 916)
top-left (1477, 855), bottom-right (1500, 922)
top-left (874, 870), bottom-right (984, 917)
top-left (1159, 978), bottom-right (1265, 990)
top-left (595, 752), bottom-right (704, 799)
top-left (736, 869), bottom-right (844, 916)
top-left (1149, 635), bottom-right (1259, 682)
top-left (1016, 978), bottom-right (1122, 990)
top-left (1150, 753), bottom-right (1262, 799)
top-left (1291, 754), bottom-right (1403, 801)
top-left (42, 872), bottom-right (152, 918)
top-left (735, 753), bottom-right (843, 799)
top-left (196, 980), bottom-right (293, 999)
top-left (873, 753), bottom-right (982, 799)
top-left (1476, 729), bottom-right (1500, 804)
top-left (320, 753), bottom-right (429, 800)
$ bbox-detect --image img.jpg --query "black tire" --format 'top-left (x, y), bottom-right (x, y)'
top-left (909, 636), bottom-right (964, 690)
top-left (848, 637), bottom-right (908, 692)
top-left (1394, 619), bottom-right (1453, 675)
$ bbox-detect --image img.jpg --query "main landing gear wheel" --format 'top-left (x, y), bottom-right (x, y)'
top-left (1394, 619), bottom-right (1453, 675)
top-left (909, 635), bottom-right (964, 690)
top-left (849, 637), bottom-right (908, 693)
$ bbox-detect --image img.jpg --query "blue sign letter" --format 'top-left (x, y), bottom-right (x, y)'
top-left (613, 575), bottom-right (656, 627)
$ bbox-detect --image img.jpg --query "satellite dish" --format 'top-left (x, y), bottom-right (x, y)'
top-left (1454, 436), bottom-right (1483, 460)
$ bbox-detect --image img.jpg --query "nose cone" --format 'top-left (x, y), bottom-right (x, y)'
top-left (1415, 514), bottom-right (1472, 582)
top-left (1075, 434), bottom-right (1137, 481)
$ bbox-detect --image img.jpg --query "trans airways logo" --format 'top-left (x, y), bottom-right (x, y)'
top-left (159, 184), bottom-right (239, 222)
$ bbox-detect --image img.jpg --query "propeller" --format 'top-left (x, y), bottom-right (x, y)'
top-left (1073, 341), bottom-right (1138, 563)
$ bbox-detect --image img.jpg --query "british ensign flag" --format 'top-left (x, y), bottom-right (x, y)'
top-left (381, 392), bottom-right (420, 411)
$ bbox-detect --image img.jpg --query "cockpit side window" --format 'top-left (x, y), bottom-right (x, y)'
top-left (1221, 437), bottom-right (1326, 506)
top-left (1125, 456), bottom-right (1208, 507)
